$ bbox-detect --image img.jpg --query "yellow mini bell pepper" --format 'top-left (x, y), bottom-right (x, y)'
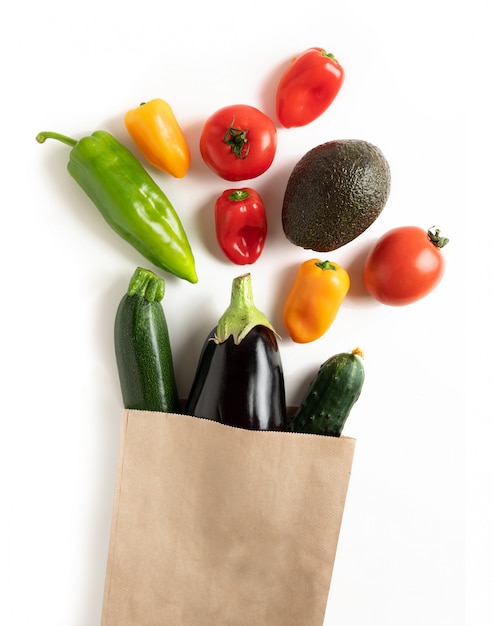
top-left (124, 98), bottom-right (191, 178)
top-left (282, 258), bottom-right (350, 343)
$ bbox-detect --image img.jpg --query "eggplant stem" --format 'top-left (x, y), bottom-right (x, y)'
top-left (215, 273), bottom-right (277, 344)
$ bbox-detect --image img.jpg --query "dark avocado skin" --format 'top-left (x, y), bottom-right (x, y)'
top-left (282, 139), bottom-right (391, 252)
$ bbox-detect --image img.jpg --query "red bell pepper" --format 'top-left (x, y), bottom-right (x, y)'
top-left (276, 47), bottom-right (344, 128)
top-left (214, 188), bottom-right (267, 265)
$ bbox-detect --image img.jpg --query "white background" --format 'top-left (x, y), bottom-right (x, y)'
top-left (1, 1), bottom-right (488, 625)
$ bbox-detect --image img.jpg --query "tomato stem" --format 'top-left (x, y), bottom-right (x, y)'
top-left (428, 227), bottom-right (449, 248)
top-left (224, 118), bottom-right (250, 159)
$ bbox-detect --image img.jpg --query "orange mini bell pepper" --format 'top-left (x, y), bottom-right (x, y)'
top-left (124, 98), bottom-right (191, 178)
top-left (282, 259), bottom-right (350, 343)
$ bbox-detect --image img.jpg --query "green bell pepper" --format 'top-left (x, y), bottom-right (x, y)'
top-left (36, 130), bottom-right (198, 283)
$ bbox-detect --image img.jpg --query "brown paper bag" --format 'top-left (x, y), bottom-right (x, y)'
top-left (101, 409), bottom-right (355, 626)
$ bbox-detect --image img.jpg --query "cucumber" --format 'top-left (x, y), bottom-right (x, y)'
top-left (288, 348), bottom-right (365, 436)
top-left (114, 267), bottom-right (179, 413)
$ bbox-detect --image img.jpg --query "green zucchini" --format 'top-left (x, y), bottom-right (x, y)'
top-left (114, 267), bottom-right (179, 413)
top-left (288, 348), bottom-right (365, 436)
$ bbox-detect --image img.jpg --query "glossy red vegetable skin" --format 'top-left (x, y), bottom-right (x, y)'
top-left (362, 226), bottom-right (449, 306)
top-left (276, 47), bottom-right (344, 128)
top-left (215, 188), bottom-right (267, 265)
top-left (200, 104), bottom-right (277, 181)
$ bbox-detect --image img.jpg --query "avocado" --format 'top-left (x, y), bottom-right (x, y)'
top-left (282, 139), bottom-right (391, 251)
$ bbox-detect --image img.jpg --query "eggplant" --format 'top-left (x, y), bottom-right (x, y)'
top-left (185, 273), bottom-right (286, 430)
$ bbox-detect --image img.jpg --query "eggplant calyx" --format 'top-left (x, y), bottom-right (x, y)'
top-left (215, 273), bottom-right (277, 345)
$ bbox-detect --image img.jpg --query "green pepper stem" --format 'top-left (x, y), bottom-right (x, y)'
top-left (228, 189), bottom-right (250, 202)
top-left (315, 260), bottom-right (337, 271)
top-left (127, 267), bottom-right (165, 302)
top-left (215, 273), bottom-right (276, 344)
top-left (35, 131), bottom-right (78, 147)
top-left (323, 51), bottom-right (337, 62)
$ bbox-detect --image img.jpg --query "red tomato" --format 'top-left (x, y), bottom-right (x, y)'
top-left (200, 104), bottom-right (277, 181)
top-left (215, 188), bottom-right (267, 265)
top-left (276, 47), bottom-right (344, 128)
top-left (363, 226), bottom-right (449, 306)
